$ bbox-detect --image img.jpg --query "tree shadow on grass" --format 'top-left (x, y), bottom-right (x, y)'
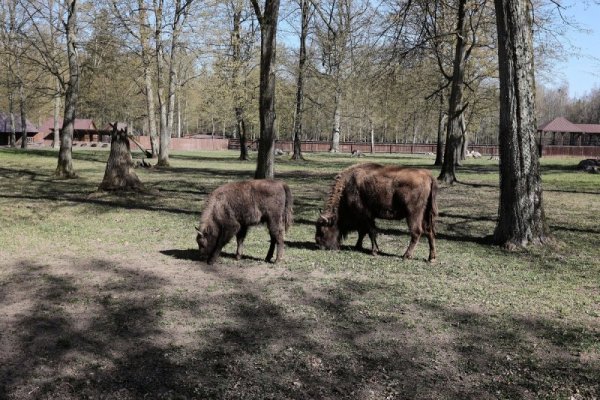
top-left (1, 257), bottom-right (597, 399)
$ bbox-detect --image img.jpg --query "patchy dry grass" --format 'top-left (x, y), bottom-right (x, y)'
top-left (0, 147), bottom-right (598, 399)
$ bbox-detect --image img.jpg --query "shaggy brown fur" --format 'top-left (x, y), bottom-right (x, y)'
top-left (196, 179), bottom-right (293, 264)
top-left (316, 163), bottom-right (438, 261)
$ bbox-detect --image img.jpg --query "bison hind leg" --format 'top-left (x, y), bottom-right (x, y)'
top-left (425, 229), bottom-right (436, 263)
top-left (368, 230), bottom-right (379, 255)
top-left (236, 226), bottom-right (249, 260)
top-left (266, 224), bottom-right (285, 263)
top-left (403, 217), bottom-right (423, 260)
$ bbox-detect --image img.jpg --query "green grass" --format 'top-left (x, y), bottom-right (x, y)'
top-left (0, 147), bottom-right (598, 399)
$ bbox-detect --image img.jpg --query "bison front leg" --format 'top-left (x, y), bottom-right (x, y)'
top-left (208, 228), bottom-right (235, 265)
top-left (354, 231), bottom-right (366, 250)
top-left (368, 231), bottom-right (380, 255)
top-left (207, 248), bottom-right (222, 265)
top-left (235, 226), bottom-right (248, 260)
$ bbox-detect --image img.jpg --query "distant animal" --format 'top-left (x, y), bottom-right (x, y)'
top-left (196, 180), bottom-right (293, 264)
top-left (350, 149), bottom-right (365, 157)
top-left (578, 158), bottom-right (600, 173)
top-left (465, 150), bottom-right (482, 158)
top-left (315, 163), bottom-right (438, 262)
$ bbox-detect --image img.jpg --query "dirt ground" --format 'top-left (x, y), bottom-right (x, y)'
top-left (0, 151), bottom-right (598, 399)
top-left (2, 243), bottom-right (598, 400)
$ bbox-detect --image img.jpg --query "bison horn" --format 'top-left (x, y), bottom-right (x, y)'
top-left (195, 226), bottom-right (202, 234)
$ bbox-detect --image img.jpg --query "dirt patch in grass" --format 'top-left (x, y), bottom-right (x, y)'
top-left (0, 149), bottom-right (598, 399)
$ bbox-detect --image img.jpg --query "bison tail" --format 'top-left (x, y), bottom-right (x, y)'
top-left (425, 177), bottom-right (438, 235)
top-left (283, 183), bottom-right (294, 232)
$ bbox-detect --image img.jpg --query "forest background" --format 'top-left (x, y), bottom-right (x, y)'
top-left (1, 0), bottom-right (599, 149)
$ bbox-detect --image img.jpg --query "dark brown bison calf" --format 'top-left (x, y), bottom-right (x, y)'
top-left (196, 179), bottom-right (293, 264)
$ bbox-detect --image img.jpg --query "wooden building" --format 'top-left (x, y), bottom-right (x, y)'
top-left (538, 117), bottom-right (600, 146)
top-left (36, 118), bottom-right (99, 143)
top-left (0, 112), bottom-right (39, 145)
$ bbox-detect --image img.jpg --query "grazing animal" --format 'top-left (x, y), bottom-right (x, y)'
top-left (196, 180), bottom-right (293, 264)
top-left (350, 149), bottom-right (365, 157)
top-left (315, 163), bottom-right (438, 262)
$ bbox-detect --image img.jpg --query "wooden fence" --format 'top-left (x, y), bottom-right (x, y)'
top-left (33, 136), bottom-right (599, 158)
top-left (230, 139), bottom-right (600, 158)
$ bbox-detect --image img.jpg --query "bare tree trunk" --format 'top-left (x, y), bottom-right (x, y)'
top-left (8, 92), bottom-right (16, 148)
top-left (166, 43), bottom-right (178, 146)
top-left (99, 126), bottom-right (144, 191)
top-left (330, 84), bottom-right (341, 152)
top-left (493, 0), bottom-right (548, 248)
top-left (6, 2), bottom-right (16, 148)
top-left (50, 0), bottom-right (61, 149)
top-left (438, 0), bottom-right (467, 184)
top-left (459, 114), bottom-right (468, 160)
top-left (53, 79), bottom-right (61, 149)
top-left (230, 2), bottom-right (249, 161)
top-left (251, 0), bottom-right (281, 179)
top-left (139, 0), bottom-right (158, 157)
top-left (177, 92), bottom-right (182, 138)
top-left (18, 77), bottom-right (27, 149)
top-left (434, 92), bottom-right (446, 166)
top-left (369, 118), bottom-right (375, 154)
top-left (236, 107), bottom-right (249, 160)
top-left (56, 0), bottom-right (79, 179)
top-left (292, 0), bottom-right (310, 160)
top-left (155, 0), bottom-right (170, 167)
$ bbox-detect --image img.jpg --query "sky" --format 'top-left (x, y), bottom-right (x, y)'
top-left (549, 2), bottom-right (600, 98)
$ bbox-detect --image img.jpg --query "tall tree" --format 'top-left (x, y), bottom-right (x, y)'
top-left (165, 0), bottom-right (193, 162)
top-left (493, 0), bottom-right (548, 247)
top-left (437, 0), bottom-right (468, 184)
top-left (111, 0), bottom-right (160, 156)
top-left (314, 0), bottom-right (353, 153)
top-left (2, 0), bottom-right (18, 148)
top-left (154, 0), bottom-right (169, 166)
top-left (251, 0), bottom-right (280, 179)
top-left (56, 0), bottom-right (79, 178)
top-left (154, 0), bottom-right (193, 167)
top-left (291, 0), bottom-right (312, 160)
top-left (49, 0), bottom-right (61, 149)
top-left (138, 0), bottom-right (159, 156)
top-left (229, 0), bottom-right (255, 161)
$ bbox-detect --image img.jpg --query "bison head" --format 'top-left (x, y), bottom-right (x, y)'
top-left (195, 226), bottom-right (216, 261)
top-left (315, 212), bottom-right (340, 250)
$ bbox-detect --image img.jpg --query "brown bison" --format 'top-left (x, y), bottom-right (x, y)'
top-left (196, 179), bottom-right (293, 264)
top-left (315, 163), bottom-right (438, 262)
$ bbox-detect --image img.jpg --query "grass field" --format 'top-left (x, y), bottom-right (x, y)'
top-left (0, 147), bottom-right (598, 399)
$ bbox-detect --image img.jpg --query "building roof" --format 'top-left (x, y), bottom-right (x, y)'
top-left (38, 118), bottom-right (97, 134)
top-left (538, 117), bottom-right (583, 133)
top-left (538, 117), bottom-right (600, 135)
top-left (0, 112), bottom-right (38, 133)
top-left (576, 124), bottom-right (600, 134)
